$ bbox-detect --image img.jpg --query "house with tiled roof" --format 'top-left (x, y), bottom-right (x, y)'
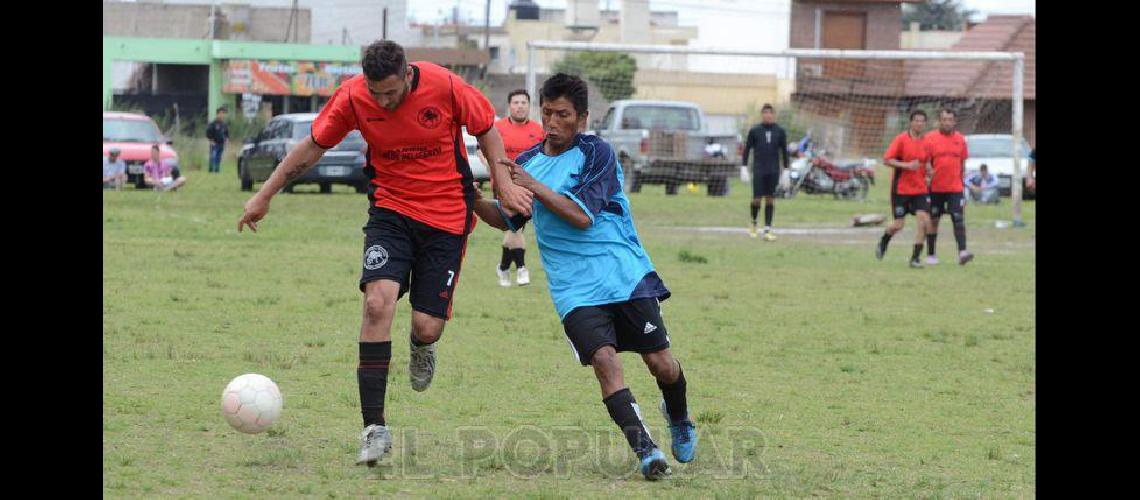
top-left (786, 3), bottom-right (1035, 156)
top-left (905, 15), bottom-right (1036, 147)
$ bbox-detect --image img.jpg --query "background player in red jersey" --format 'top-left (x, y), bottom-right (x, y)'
top-left (489, 89), bottom-right (544, 287)
top-left (876, 110), bottom-right (932, 268)
top-left (924, 108), bottom-right (974, 266)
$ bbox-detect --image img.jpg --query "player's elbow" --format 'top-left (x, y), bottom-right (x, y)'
top-left (570, 214), bottom-right (592, 230)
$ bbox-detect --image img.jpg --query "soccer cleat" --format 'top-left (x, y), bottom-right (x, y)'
top-left (409, 334), bottom-right (437, 392)
top-left (516, 267), bottom-right (530, 286)
top-left (763, 231), bottom-right (777, 242)
top-left (356, 424), bottom-right (393, 467)
top-left (875, 242), bottom-right (886, 260)
top-left (659, 400), bottom-right (698, 463)
top-left (909, 259), bottom-right (924, 269)
top-left (748, 224), bottom-right (758, 238)
top-left (496, 266), bottom-right (511, 287)
top-left (958, 250), bottom-right (974, 266)
top-left (925, 255), bottom-right (939, 265)
top-left (639, 448), bottom-right (672, 481)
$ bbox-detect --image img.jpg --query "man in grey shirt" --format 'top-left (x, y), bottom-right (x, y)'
top-left (103, 148), bottom-right (126, 190)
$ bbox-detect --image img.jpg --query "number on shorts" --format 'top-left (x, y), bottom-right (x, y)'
top-left (446, 270), bottom-right (455, 287)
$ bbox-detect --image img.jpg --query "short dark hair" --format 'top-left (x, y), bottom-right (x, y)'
top-left (761, 104), bottom-right (775, 113)
top-left (540, 73), bottom-right (588, 115)
top-left (980, 163), bottom-right (988, 170)
top-left (909, 109), bottom-right (927, 121)
top-left (216, 107), bottom-right (227, 114)
top-left (940, 107), bottom-right (957, 117)
top-left (151, 144), bottom-right (161, 151)
top-left (361, 40), bottom-right (408, 81)
top-left (507, 89), bottom-right (530, 103)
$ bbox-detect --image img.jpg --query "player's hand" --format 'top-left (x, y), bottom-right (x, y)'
top-left (1026, 178), bottom-right (1035, 190)
top-left (908, 160), bottom-right (921, 170)
top-left (496, 159), bottom-right (534, 215)
top-left (238, 194), bottom-right (271, 233)
top-left (504, 159), bottom-right (538, 190)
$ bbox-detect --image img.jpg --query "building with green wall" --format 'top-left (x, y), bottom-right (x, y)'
top-left (103, 37), bottom-right (361, 118)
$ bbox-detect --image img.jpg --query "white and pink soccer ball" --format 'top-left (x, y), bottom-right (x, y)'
top-left (221, 373), bottom-right (283, 434)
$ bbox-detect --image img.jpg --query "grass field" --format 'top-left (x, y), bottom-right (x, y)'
top-left (103, 164), bottom-right (1035, 497)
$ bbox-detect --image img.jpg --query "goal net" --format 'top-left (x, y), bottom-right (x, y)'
top-left (523, 41), bottom-right (1028, 222)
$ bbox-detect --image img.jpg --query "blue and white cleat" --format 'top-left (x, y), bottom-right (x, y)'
top-left (639, 448), bottom-right (671, 480)
top-left (659, 399), bottom-right (698, 463)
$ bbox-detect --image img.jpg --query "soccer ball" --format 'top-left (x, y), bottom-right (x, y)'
top-left (221, 373), bottom-right (283, 434)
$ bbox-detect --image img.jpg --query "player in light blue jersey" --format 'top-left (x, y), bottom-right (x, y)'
top-left (473, 73), bottom-right (696, 481)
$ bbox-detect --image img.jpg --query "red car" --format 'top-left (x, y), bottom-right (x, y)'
top-left (103, 112), bottom-right (179, 189)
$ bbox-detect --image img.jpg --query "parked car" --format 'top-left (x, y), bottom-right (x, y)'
top-left (238, 113), bottom-right (367, 193)
top-left (591, 100), bottom-right (741, 196)
top-left (963, 134), bottom-right (1034, 199)
top-left (102, 112), bottom-right (179, 189)
top-left (463, 128), bottom-right (491, 188)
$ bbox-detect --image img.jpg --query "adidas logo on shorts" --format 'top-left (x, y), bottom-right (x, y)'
top-left (644, 322), bottom-right (658, 334)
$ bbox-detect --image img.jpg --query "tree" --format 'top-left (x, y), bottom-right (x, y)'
top-left (552, 52), bottom-right (637, 102)
top-left (901, 0), bottom-right (978, 31)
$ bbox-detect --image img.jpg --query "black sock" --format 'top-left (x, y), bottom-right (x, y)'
top-left (657, 364), bottom-right (689, 424)
top-left (511, 248), bottom-right (526, 268)
top-left (926, 233), bottom-right (937, 256)
top-left (750, 205), bottom-right (759, 224)
top-left (499, 246), bottom-right (512, 271)
top-left (879, 232), bottom-right (893, 252)
top-left (603, 388), bottom-right (657, 458)
top-left (911, 243), bottom-right (923, 262)
top-left (358, 341), bottom-right (391, 427)
top-left (764, 203), bottom-right (774, 227)
top-left (953, 219), bottom-right (967, 252)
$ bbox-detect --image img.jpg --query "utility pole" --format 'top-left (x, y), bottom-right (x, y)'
top-left (483, 0), bottom-right (491, 81)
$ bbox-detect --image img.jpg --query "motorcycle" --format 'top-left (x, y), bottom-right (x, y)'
top-left (777, 147), bottom-right (875, 200)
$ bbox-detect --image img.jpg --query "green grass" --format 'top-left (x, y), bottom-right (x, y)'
top-left (104, 167), bottom-right (1035, 497)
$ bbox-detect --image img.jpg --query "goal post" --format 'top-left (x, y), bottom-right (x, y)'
top-left (525, 40), bottom-right (1027, 225)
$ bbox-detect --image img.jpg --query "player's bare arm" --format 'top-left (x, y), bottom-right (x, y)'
top-left (884, 158), bottom-right (920, 170)
top-left (238, 136), bottom-right (328, 233)
top-left (469, 185), bottom-right (511, 230)
top-left (478, 127), bottom-right (534, 216)
top-left (503, 158), bottom-right (591, 229)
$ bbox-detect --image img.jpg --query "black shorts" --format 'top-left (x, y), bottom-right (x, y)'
top-left (929, 192), bottom-right (966, 220)
top-left (752, 171), bottom-right (779, 197)
top-left (890, 193), bottom-right (930, 219)
top-left (561, 298), bottom-right (671, 366)
top-left (360, 207), bottom-right (468, 320)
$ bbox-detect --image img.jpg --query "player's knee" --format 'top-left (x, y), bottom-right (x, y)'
top-left (362, 289), bottom-right (397, 324)
top-left (591, 346), bottom-right (619, 370)
top-left (643, 350), bottom-right (675, 380)
top-left (411, 315), bottom-right (445, 344)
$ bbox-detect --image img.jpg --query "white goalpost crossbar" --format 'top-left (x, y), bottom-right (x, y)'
top-left (526, 40), bottom-right (1028, 225)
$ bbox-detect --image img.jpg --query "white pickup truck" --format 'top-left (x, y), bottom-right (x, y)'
top-left (590, 100), bottom-right (741, 196)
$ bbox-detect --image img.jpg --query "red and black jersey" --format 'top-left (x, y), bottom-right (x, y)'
top-left (924, 130), bottom-right (969, 194)
top-left (883, 131), bottom-right (930, 196)
top-left (311, 62), bottom-right (496, 235)
top-left (494, 116), bottom-right (545, 161)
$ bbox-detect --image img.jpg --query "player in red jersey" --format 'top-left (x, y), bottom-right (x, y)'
top-left (923, 108), bottom-right (974, 266)
top-left (876, 110), bottom-right (932, 268)
top-left (489, 89), bottom-right (544, 287)
top-left (237, 40), bottom-right (533, 466)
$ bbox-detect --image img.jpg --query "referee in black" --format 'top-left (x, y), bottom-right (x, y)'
top-left (742, 104), bottom-right (789, 240)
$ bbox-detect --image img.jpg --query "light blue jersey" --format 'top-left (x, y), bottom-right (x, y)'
top-left (516, 134), bottom-right (669, 321)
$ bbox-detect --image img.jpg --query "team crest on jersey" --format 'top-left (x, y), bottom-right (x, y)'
top-left (417, 106), bottom-right (443, 129)
top-left (364, 244), bottom-right (389, 270)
